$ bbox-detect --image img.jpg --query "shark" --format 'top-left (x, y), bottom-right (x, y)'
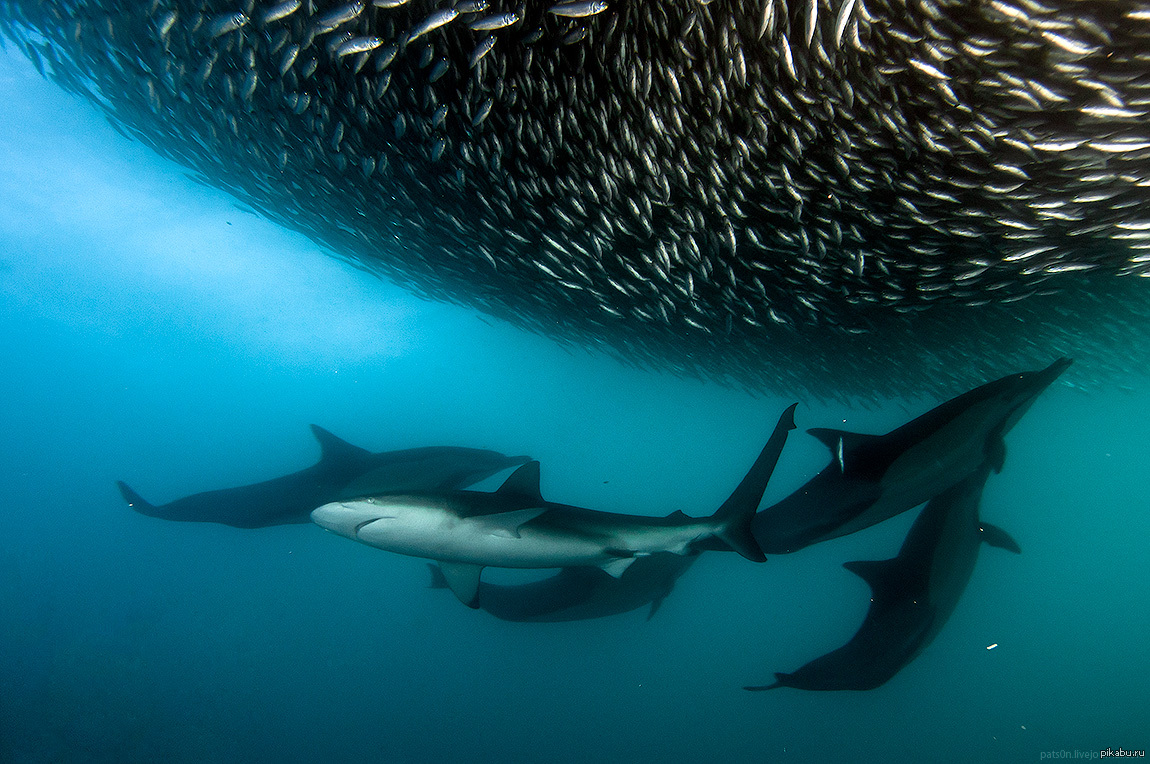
top-left (753, 358), bottom-right (1071, 554)
top-left (745, 466), bottom-right (1020, 691)
top-left (313, 404), bottom-right (797, 607)
top-left (425, 552), bottom-right (698, 622)
top-left (118, 425), bottom-right (530, 529)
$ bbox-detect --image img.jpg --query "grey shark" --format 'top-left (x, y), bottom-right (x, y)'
top-left (746, 466), bottom-right (1020, 691)
top-left (314, 404), bottom-right (796, 606)
top-left (422, 401), bottom-right (796, 616)
top-left (4, 4), bottom-right (1149, 395)
top-left (118, 425), bottom-right (530, 529)
top-left (426, 552), bottom-right (696, 621)
top-left (754, 358), bottom-right (1070, 554)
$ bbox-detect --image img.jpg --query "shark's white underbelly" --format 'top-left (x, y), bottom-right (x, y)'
top-left (356, 521), bottom-right (616, 568)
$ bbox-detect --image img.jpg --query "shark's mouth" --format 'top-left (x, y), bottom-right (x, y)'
top-left (353, 519), bottom-right (381, 535)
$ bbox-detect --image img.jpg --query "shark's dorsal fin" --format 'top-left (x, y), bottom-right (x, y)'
top-left (979, 522), bottom-right (1021, 553)
top-left (471, 508), bottom-right (546, 538)
top-left (496, 461), bottom-right (544, 504)
top-left (843, 558), bottom-right (903, 595)
top-left (310, 425), bottom-right (372, 465)
top-left (807, 428), bottom-right (878, 461)
top-left (666, 510), bottom-right (690, 522)
top-left (438, 561), bottom-right (484, 608)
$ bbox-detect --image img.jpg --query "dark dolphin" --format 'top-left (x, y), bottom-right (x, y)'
top-left (754, 358), bottom-right (1070, 554)
top-left (426, 552), bottom-right (696, 622)
top-left (118, 425), bottom-right (530, 529)
top-left (423, 403), bottom-right (796, 616)
top-left (745, 467), bottom-right (1020, 691)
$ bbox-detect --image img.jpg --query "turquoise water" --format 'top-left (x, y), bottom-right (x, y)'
top-left (1, 48), bottom-right (1148, 762)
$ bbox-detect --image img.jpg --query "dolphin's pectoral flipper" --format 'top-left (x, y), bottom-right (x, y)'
top-left (979, 522), bottom-right (1021, 553)
top-left (116, 481), bottom-right (156, 513)
top-left (438, 561), bottom-right (485, 608)
top-left (309, 424), bottom-right (372, 465)
top-left (743, 675), bottom-right (786, 691)
top-left (471, 508), bottom-right (547, 538)
top-left (986, 433), bottom-right (1007, 474)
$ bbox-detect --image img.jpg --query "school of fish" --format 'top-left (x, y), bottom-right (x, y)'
top-left (3, 0), bottom-right (1149, 395)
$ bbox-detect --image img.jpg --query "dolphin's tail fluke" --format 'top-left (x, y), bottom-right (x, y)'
top-left (116, 481), bottom-right (158, 516)
top-left (707, 403), bottom-right (798, 563)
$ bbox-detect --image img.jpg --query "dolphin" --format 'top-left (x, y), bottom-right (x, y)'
top-left (425, 552), bottom-right (697, 622)
top-left (745, 467), bottom-right (1020, 692)
top-left (313, 404), bottom-right (797, 607)
top-left (753, 358), bottom-right (1071, 554)
top-left (118, 425), bottom-right (530, 529)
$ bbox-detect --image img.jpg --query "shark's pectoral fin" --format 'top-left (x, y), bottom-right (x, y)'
top-left (426, 563), bottom-right (449, 589)
top-left (600, 554), bottom-right (636, 578)
top-left (472, 508), bottom-right (546, 538)
top-left (437, 561), bottom-right (485, 608)
top-left (979, 522), bottom-right (1021, 553)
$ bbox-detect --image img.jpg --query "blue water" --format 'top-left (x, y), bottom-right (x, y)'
top-left (1, 49), bottom-right (1147, 763)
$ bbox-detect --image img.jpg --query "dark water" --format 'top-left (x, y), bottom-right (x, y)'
top-left (1, 49), bottom-right (1148, 763)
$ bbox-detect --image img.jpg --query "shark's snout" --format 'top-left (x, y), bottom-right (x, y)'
top-left (311, 502), bottom-right (358, 537)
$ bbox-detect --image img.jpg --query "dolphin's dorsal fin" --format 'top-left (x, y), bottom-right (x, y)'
top-left (471, 508), bottom-right (546, 538)
top-left (496, 461), bottom-right (544, 504)
top-left (979, 522), bottom-right (1021, 553)
top-left (438, 561), bottom-right (484, 608)
top-left (310, 425), bottom-right (372, 465)
top-left (843, 558), bottom-right (903, 595)
top-left (807, 428), bottom-right (878, 464)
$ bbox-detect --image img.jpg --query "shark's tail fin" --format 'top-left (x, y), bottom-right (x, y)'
top-left (116, 481), bottom-right (157, 516)
top-left (707, 403), bottom-right (798, 563)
